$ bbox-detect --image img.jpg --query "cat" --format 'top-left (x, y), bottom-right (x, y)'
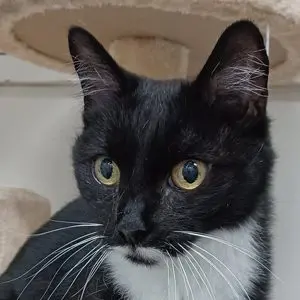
top-left (0, 19), bottom-right (274, 300)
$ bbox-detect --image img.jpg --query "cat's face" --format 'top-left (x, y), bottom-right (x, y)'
top-left (69, 21), bottom-right (273, 265)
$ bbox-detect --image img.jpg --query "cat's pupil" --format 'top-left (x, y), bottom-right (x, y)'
top-left (100, 158), bottom-right (113, 179)
top-left (182, 161), bottom-right (199, 183)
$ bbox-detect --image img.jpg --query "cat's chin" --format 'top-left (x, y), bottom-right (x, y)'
top-left (112, 245), bottom-right (164, 266)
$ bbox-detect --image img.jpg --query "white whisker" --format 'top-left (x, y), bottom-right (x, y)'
top-left (178, 244), bottom-right (215, 300)
top-left (165, 250), bottom-right (177, 300)
top-left (177, 255), bottom-right (193, 300)
top-left (191, 242), bottom-right (251, 300)
top-left (39, 236), bottom-right (99, 300)
top-left (79, 249), bottom-right (110, 300)
top-left (182, 249), bottom-right (202, 300)
top-left (167, 243), bottom-right (191, 300)
top-left (157, 251), bottom-right (171, 300)
top-left (32, 224), bottom-right (103, 237)
top-left (49, 219), bottom-right (102, 226)
top-left (166, 257), bottom-right (171, 300)
top-left (16, 234), bottom-right (100, 300)
top-left (186, 243), bottom-right (240, 299)
top-left (177, 231), bottom-right (281, 282)
top-left (0, 232), bottom-right (97, 285)
top-left (48, 243), bottom-right (106, 300)
top-left (188, 252), bottom-right (216, 300)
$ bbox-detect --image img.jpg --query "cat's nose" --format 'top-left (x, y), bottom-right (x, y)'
top-left (117, 214), bottom-right (147, 246)
top-left (118, 226), bottom-right (148, 247)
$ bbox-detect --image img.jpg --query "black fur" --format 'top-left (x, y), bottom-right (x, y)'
top-left (0, 20), bottom-right (274, 299)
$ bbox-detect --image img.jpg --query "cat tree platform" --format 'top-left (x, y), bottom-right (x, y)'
top-left (0, 1), bottom-right (300, 85)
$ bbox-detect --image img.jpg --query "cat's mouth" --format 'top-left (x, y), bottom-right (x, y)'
top-left (117, 246), bottom-right (162, 266)
top-left (126, 251), bottom-right (157, 266)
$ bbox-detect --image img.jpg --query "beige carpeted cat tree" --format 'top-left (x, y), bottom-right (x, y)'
top-left (0, 0), bottom-right (300, 84)
top-left (1, 0), bottom-right (300, 274)
top-left (0, 188), bottom-right (50, 274)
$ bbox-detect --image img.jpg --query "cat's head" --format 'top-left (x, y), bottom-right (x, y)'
top-left (69, 20), bottom-right (273, 265)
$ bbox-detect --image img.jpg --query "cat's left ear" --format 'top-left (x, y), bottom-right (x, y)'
top-left (68, 26), bottom-right (125, 101)
top-left (194, 20), bottom-right (269, 119)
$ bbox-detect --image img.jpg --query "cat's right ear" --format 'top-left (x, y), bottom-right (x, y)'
top-left (192, 20), bottom-right (269, 121)
top-left (68, 26), bottom-right (125, 102)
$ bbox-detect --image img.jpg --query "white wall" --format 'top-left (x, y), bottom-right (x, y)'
top-left (0, 85), bottom-right (299, 299)
top-left (267, 89), bottom-right (300, 300)
top-left (0, 86), bottom-right (81, 211)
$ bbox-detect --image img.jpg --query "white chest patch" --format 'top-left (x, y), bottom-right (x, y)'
top-left (106, 220), bottom-right (259, 300)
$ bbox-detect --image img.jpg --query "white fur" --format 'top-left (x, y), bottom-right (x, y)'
top-left (215, 51), bottom-right (268, 98)
top-left (106, 219), bottom-right (260, 300)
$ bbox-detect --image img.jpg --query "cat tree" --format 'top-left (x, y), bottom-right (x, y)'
top-left (0, 0), bottom-right (300, 85)
top-left (1, 0), bottom-right (300, 274)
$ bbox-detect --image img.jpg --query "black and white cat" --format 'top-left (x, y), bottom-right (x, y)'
top-left (0, 20), bottom-right (274, 300)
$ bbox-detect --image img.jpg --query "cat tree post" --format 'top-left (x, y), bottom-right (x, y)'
top-left (0, 188), bottom-right (50, 274)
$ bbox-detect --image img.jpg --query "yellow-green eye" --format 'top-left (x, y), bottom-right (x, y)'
top-left (94, 156), bottom-right (120, 186)
top-left (171, 160), bottom-right (207, 190)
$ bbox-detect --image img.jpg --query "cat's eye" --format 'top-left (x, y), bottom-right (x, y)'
top-left (171, 160), bottom-right (207, 190)
top-left (94, 156), bottom-right (120, 186)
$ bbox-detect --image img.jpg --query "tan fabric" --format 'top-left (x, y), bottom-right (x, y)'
top-left (109, 37), bottom-right (189, 79)
top-left (0, 188), bottom-right (51, 275)
top-left (0, 1), bottom-right (299, 85)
